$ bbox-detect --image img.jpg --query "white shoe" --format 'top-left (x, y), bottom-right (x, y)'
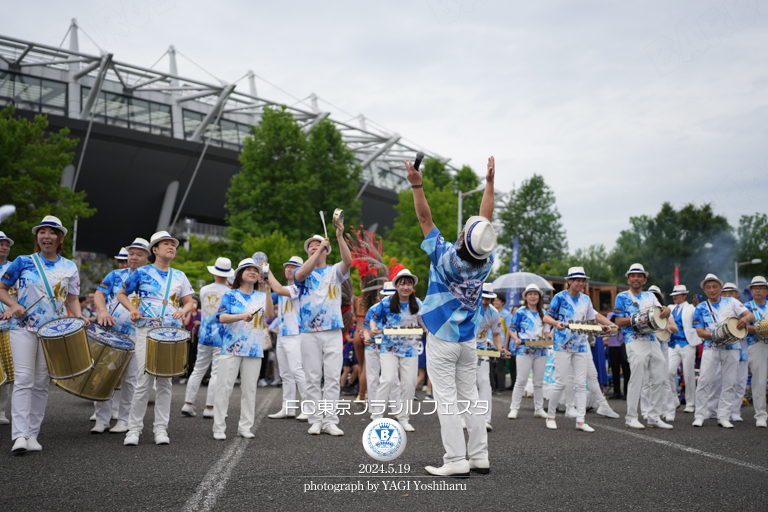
top-left (203, 408), bottom-right (214, 418)
top-left (124, 431), bottom-right (140, 446)
top-left (756, 420), bottom-right (767, 428)
top-left (110, 420), bottom-right (129, 433)
top-left (507, 410), bottom-right (518, 419)
top-left (12, 437), bottom-right (27, 453)
top-left (718, 418), bottom-right (734, 429)
top-left (296, 412), bottom-right (308, 421)
top-left (647, 418), bottom-right (673, 430)
top-left (322, 424), bottom-right (344, 436)
top-left (468, 458), bottom-right (490, 474)
top-left (257, 378), bottom-right (268, 387)
top-left (268, 410), bottom-right (288, 419)
top-left (89, 413), bottom-right (97, 422)
top-left (91, 423), bottom-right (109, 434)
top-left (0, 412), bottom-right (9, 425)
top-left (692, 418), bottom-right (704, 427)
top-left (213, 431), bottom-right (226, 440)
top-left (181, 404), bottom-right (197, 417)
top-left (154, 430), bottom-right (170, 444)
top-left (26, 436), bottom-right (42, 451)
top-left (565, 406), bottom-right (578, 419)
top-left (683, 405), bottom-right (695, 413)
top-left (425, 460), bottom-right (470, 477)
top-left (663, 415), bottom-right (675, 423)
top-left (238, 430), bottom-right (255, 438)
top-left (546, 418), bottom-right (557, 430)
top-left (576, 423), bottom-right (595, 433)
top-left (485, 422), bottom-right (493, 432)
top-left (533, 409), bottom-right (547, 419)
top-left (308, 423), bottom-right (322, 435)
top-left (625, 419), bottom-right (645, 429)
top-left (731, 415), bottom-right (743, 422)
top-left (596, 405), bottom-right (620, 419)
top-left (399, 420), bottom-right (415, 432)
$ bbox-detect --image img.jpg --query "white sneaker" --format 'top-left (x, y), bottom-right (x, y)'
top-left (399, 420), bottom-right (415, 432)
top-left (181, 404), bottom-right (197, 417)
top-left (718, 418), bottom-right (734, 429)
top-left (257, 378), bottom-right (268, 387)
top-left (268, 410), bottom-right (288, 419)
top-left (308, 423), bottom-right (322, 435)
top-left (565, 406), bottom-right (578, 419)
top-left (625, 419), bottom-right (645, 429)
top-left (0, 412), bottom-right (9, 425)
top-left (296, 412), bottom-right (308, 421)
top-left (731, 415), bottom-right (743, 422)
top-left (692, 418), bottom-right (704, 427)
top-left (89, 412), bottom-right (97, 422)
top-left (322, 424), bottom-right (344, 436)
top-left (756, 420), bottom-right (767, 428)
top-left (507, 409), bottom-right (518, 419)
top-left (533, 409), bottom-right (548, 419)
top-left (203, 408), bottom-right (214, 418)
top-left (213, 431), bottom-right (226, 440)
top-left (110, 420), bottom-right (129, 433)
top-left (425, 460), bottom-right (470, 477)
top-left (468, 458), bottom-right (490, 474)
top-left (546, 418), bottom-right (557, 430)
top-left (683, 405), bottom-right (695, 413)
top-left (647, 418), bottom-right (673, 430)
top-left (26, 437), bottom-right (42, 451)
top-left (485, 422), bottom-right (493, 432)
top-left (596, 405), bottom-right (620, 419)
top-left (238, 430), bottom-right (255, 438)
top-left (12, 437), bottom-right (27, 453)
top-left (576, 423), bottom-right (595, 433)
top-left (154, 430), bottom-right (170, 444)
top-left (91, 423), bottom-right (109, 434)
top-left (124, 431), bottom-right (140, 446)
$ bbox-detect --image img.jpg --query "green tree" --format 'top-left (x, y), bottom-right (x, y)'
top-left (0, 105), bottom-right (95, 255)
top-left (736, 213), bottom-right (768, 281)
top-left (241, 230), bottom-right (307, 285)
top-left (498, 174), bottom-right (567, 270)
top-left (173, 235), bottom-right (235, 289)
top-left (422, 158), bottom-right (452, 191)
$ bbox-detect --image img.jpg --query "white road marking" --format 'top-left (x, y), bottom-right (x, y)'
top-left (182, 388), bottom-right (278, 512)
top-left (593, 423), bottom-right (768, 474)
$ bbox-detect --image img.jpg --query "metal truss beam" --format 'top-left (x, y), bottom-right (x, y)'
top-left (79, 53), bottom-right (113, 120)
top-left (189, 83), bottom-right (235, 142)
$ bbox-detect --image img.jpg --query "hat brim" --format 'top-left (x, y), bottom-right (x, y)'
top-left (380, 290), bottom-right (395, 296)
top-left (0, 238), bottom-right (14, 246)
top-left (283, 261), bottom-right (302, 267)
top-left (393, 273), bottom-right (419, 287)
top-left (565, 275), bottom-right (590, 280)
top-left (748, 282), bottom-right (768, 289)
top-left (482, 292), bottom-right (497, 299)
top-left (32, 225), bottom-right (67, 237)
top-left (524, 288), bottom-right (542, 297)
top-left (625, 271), bottom-right (649, 278)
top-left (115, 256), bottom-right (128, 260)
top-left (304, 237), bottom-right (331, 255)
top-left (463, 215), bottom-right (495, 260)
top-left (669, 290), bottom-right (689, 296)
top-left (207, 265), bottom-right (235, 278)
top-left (149, 237), bottom-right (179, 251)
top-left (235, 263), bottom-right (262, 277)
top-left (700, 277), bottom-right (724, 289)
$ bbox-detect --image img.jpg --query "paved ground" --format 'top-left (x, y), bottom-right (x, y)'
top-left (2, 382), bottom-right (767, 512)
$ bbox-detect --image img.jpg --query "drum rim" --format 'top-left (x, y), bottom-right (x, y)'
top-left (86, 325), bottom-right (135, 351)
top-left (147, 326), bottom-right (191, 342)
top-left (51, 377), bottom-right (115, 401)
top-left (37, 317), bottom-right (87, 337)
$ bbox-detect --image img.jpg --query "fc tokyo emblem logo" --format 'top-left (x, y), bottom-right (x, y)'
top-left (362, 419), bottom-right (407, 461)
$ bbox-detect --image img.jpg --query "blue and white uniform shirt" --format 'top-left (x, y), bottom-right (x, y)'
top-left (498, 307), bottom-right (512, 350)
top-left (198, 283), bottom-right (229, 348)
top-left (474, 304), bottom-right (501, 350)
top-left (745, 300), bottom-right (768, 346)
top-left (547, 290), bottom-right (595, 353)
top-left (372, 296), bottom-right (424, 357)
top-left (363, 302), bottom-right (382, 353)
top-left (97, 268), bottom-right (139, 336)
top-left (216, 289), bottom-right (267, 357)
top-left (122, 265), bottom-right (194, 329)
top-left (0, 260), bottom-right (16, 318)
top-left (614, 291), bottom-right (662, 343)
top-left (294, 263), bottom-right (350, 333)
top-left (419, 227), bottom-right (494, 342)
top-left (693, 297), bottom-right (748, 351)
top-left (668, 304), bottom-right (688, 349)
top-left (511, 307), bottom-right (549, 357)
top-left (278, 285), bottom-right (300, 337)
top-left (1, 255), bottom-right (80, 331)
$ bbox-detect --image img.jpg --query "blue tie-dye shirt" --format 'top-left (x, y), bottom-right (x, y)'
top-left (474, 304), bottom-right (501, 351)
top-left (97, 268), bottom-right (139, 336)
top-left (0, 260), bottom-right (14, 318)
top-left (216, 288), bottom-right (268, 357)
top-left (370, 296), bottom-right (424, 357)
top-left (121, 264), bottom-right (194, 329)
top-left (363, 302), bottom-right (382, 353)
top-left (745, 300), bottom-right (767, 347)
top-left (614, 291), bottom-right (662, 343)
top-left (693, 297), bottom-right (748, 351)
top-left (294, 263), bottom-right (350, 333)
top-left (546, 290), bottom-right (595, 353)
top-left (198, 282), bottom-right (229, 348)
top-left (511, 306), bottom-right (549, 357)
top-left (278, 285), bottom-right (300, 337)
top-left (420, 227), bottom-right (494, 342)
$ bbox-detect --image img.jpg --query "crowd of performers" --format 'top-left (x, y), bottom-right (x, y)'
top-left (0, 156), bottom-right (766, 477)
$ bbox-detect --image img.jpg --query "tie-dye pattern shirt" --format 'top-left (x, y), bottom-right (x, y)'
top-left (546, 290), bottom-right (595, 353)
top-left (614, 291), bottom-right (663, 343)
top-left (1, 254), bottom-right (80, 331)
top-left (97, 268), bottom-right (139, 336)
top-left (121, 264), bottom-right (194, 329)
top-left (278, 284), bottom-right (300, 337)
top-left (693, 297), bottom-right (748, 351)
top-left (294, 263), bottom-right (350, 333)
top-left (745, 300), bottom-right (767, 346)
top-left (474, 304), bottom-right (501, 350)
top-left (511, 306), bottom-right (549, 357)
top-left (0, 260), bottom-right (15, 318)
top-left (198, 282), bottom-right (229, 347)
top-left (363, 302), bottom-right (382, 353)
top-left (216, 288), bottom-right (268, 357)
top-left (370, 296), bottom-right (424, 357)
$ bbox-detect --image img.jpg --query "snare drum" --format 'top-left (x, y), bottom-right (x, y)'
top-left (0, 327), bottom-right (13, 385)
top-left (52, 324), bottom-right (135, 401)
top-left (630, 307), bottom-right (668, 335)
top-left (37, 317), bottom-right (92, 380)
top-left (711, 318), bottom-right (747, 348)
top-left (755, 318), bottom-right (768, 342)
top-left (146, 327), bottom-right (190, 378)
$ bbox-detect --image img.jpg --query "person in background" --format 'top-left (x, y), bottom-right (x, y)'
top-left (605, 312), bottom-right (630, 399)
top-left (492, 294), bottom-right (512, 395)
top-left (745, 276), bottom-right (768, 428)
top-left (0, 231), bottom-right (15, 426)
top-left (340, 318), bottom-right (360, 395)
top-left (666, 285), bottom-right (701, 417)
top-left (180, 295), bottom-right (201, 385)
top-left (115, 247), bottom-right (129, 269)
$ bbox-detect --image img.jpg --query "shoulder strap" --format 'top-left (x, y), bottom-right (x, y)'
top-left (752, 301), bottom-right (762, 321)
top-left (705, 300), bottom-right (718, 323)
top-left (160, 268), bottom-right (174, 319)
top-left (31, 253), bottom-right (58, 313)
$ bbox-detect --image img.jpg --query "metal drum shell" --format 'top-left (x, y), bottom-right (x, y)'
top-left (37, 318), bottom-right (92, 380)
top-left (145, 327), bottom-right (190, 378)
top-left (711, 318), bottom-right (747, 348)
top-left (630, 306), bottom-right (668, 335)
top-left (0, 351), bottom-right (6, 387)
top-left (756, 318), bottom-right (768, 342)
top-left (0, 327), bottom-right (13, 384)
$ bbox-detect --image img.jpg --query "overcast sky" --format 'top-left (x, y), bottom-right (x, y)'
top-left (4, 1), bottom-right (768, 253)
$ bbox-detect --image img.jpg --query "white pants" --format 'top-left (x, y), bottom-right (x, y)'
top-left (10, 330), bottom-right (49, 440)
top-left (213, 355), bottom-right (261, 434)
top-left (426, 333), bottom-right (487, 464)
top-left (510, 354), bottom-right (547, 412)
top-left (276, 335), bottom-right (307, 415)
top-left (547, 351), bottom-right (588, 422)
top-left (300, 329), bottom-right (343, 427)
top-left (472, 359), bottom-right (493, 424)
top-left (640, 343), bottom-right (673, 418)
top-left (748, 342), bottom-right (768, 422)
top-left (184, 344), bottom-right (220, 407)
top-left (95, 351), bottom-right (137, 424)
top-left (733, 360), bottom-right (749, 416)
top-left (668, 344), bottom-right (696, 412)
top-left (127, 326), bottom-right (172, 434)
top-left (373, 353), bottom-right (417, 421)
top-left (625, 340), bottom-right (665, 422)
top-left (0, 381), bottom-right (11, 416)
top-left (365, 349), bottom-right (401, 413)
top-left (565, 347), bottom-right (609, 410)
top-left (695, 349), bottom-right (739, 421)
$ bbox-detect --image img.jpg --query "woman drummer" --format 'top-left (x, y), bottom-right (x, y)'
top-left (213, 258), bottom-right (274, 440)
top-left (0, 216), bottom-right (90, 454)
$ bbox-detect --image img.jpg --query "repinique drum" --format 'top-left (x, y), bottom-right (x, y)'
top-left (711, 317), bottom-right (747, 348)
top-left (146, 327), bottom-right (190, 378)
top-left (656, 329), bottom-right (671, 343)
top-left (0, 327), bottom-right (13, 385)
top-left (630, 307), bottom-right (668, 335)
top-left (37, 317), bottom-right (92, 380)
top-left (52, 324), bottom-right (134, 401)
top-left (756, 318), bottom-right (768, 342)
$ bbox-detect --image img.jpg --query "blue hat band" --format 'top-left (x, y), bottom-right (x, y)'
top-left (215, 265), bottom-right (230, 272)
top-left (567, 273), bottom-right (586, 278)
top-left (39, 221), bottom-right (63, 229)
top-left (130, 243), bottom-right (148, 249)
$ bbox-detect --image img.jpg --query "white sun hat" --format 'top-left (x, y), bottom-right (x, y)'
top-left (380, 282), bottom-right (396, 296)
top-left (748, 276), bottom-right (768, 289)
top-left (722, 282), bottom-right (739, 292)
top-left (393, 268), bottom-right (419, 287)
top-left (625, 263), bottom-right (649, 277)
top-left (283, 256), bottom-right (304, 267)
top-left (148, 230), bottom-right (179, 250)
top-left (700, 273), bottom-right (723, 289)
top-left (127, 237), bottom-right (150, 254)
top-left (208, 257), bottom-right (235, 278)
top-left (565, 266), bottom-right (590, 280)
top-left (234, 258), bottom-right (261, 277)
top-left (304, 234), bottom-right (331, 255)
top-left (648, 285), bottom-right (664, 297)
top-left (114, 247), bottom-right (128, 260)
top-left (0, 231), bottom-right (15, 246)
top-left (463, 216), bottom-right (497, 260)
top-left (32, 215), bottom-right (67, 236)
top-left (669, 285), bottom-right (690, 296)
top-left (523, 283), bottom-right (542, 298)
top-left (481, 282), bottom-right (497, 299)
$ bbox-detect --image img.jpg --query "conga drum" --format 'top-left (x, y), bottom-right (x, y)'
top-left (52, 324), bottom-right (135, 401)
top-left (37, 317), bottom-right (92, 380)
top-left (0, 327), bottom-right (13, 386)
top-left (146, 327), bottom-right (190, 378)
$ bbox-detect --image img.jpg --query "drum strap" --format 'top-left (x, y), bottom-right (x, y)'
top-left (31, 253), bottom-right (59, 315)
top-left (160, 268), bottom-right (174, 320)
top-left (705, 301), bottom-right (718, 323)
top-left (752, 301), bottom-right (762, 321)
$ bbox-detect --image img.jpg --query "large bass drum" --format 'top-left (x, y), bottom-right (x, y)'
top-left (37, 317), bottom-right (92, 380)
top-left (146, 327), bottom-right (190, 378)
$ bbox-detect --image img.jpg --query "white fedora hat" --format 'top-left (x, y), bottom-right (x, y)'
top-left (304, 235), bottom-right (331, 255)
top-left (0, 231), bottom-right (15, 246)
top-left (722, 282), bottom-right (739, 292)
top-left (700, 273), bottom-right (723, 289)
top-left (523, 283), bottom-right (542, 297)
top-left (208, 257), bottom-right (235, 278)
top-left (481, 282), bottom-right (497, 299)
top-left (32, 215), bottom-right (67, 236)
top-left (463, 216), bottom-right (496, 260)
top-left (670, 284), bottom-right (690, 296)
top-left (625, 263), bottom-right (649, 277)
top-left (748, 276), bottom-right (768, 289)
top-left (283, 256), bottom-right (304, 267)
top-left (114, 247), bottom-right (128, 260)
top-left (380, 281), bottom-right (396, 296)
top-left (393, 268), bottom-right (419, 287)
top-left (648, 285), bottom-right (664, 297)
top-left (127, 237), bottom-right (150, 254)
top-left (148, 231), bottom-right (179, 250)
top-left (565, 266), bottom-right (590, 280)
top-left (234, 257), bottom-right (261, 277)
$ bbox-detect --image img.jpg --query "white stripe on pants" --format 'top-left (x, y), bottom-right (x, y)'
top-left (547, 351), bottom-right (588, 423)
top-left (276, 334), bottom-right (306, 415)
top-left (184, 344), bottom-right (220, 407)
top-left (474, 359), bottom-right (492, 424)
top-left (625, 340), bottom-right (665, 422)
top-left (300, 329), bottom-right (343, 426)
top-left (10, 329), bottom-right (48, 440)
top-left (510, 354), bottom-right (547, 412)
top-left (748, 342), bottom-right (768, 422)
top-left (95, 350), bottom-right (137, 424)
top-left (640, 344), bottom-right (673, 418)
top-left (426, 333), bottom-right (487, 464)
top-left (668, 344), bottom-right (696, 412)
top-left (213, 354), bottom-right (261, 434)
top-left (365, 349), bottom-right (401, 413)
top-left (695, 349), bottom-right (739, 421)
top-left (127, 326), bottom-right (172, 434)
top-left (373, 353), bottom-right (417, 421)
top-left (565, 347), bottom-right (609, 410)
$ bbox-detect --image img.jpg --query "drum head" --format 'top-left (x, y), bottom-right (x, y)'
top-left (652, 307), bottom-right (668, 329)
top-left (148, 327), bottom-right (191, 342)
top-left (87, 324), bottom-right (134, 350)
top-left (726, 317), bottom-right (747, 339)
top-left (38, 317), bottom-right (86, 337)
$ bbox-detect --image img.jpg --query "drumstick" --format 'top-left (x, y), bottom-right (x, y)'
top-left (320, 211), bottom-right (328, 239)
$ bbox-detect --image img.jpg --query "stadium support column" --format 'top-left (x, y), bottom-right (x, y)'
top-left (157, 181), bottom-right (180, 232)
top-left (67, 19), bottom-right (81, 119)
top-left (168, 46), bottom-right (184, 139)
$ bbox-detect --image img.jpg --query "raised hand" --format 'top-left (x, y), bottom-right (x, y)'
top-left (404, 160), bottom-right (423, 187)
top-left (486, 156), bottom-right (495, 183)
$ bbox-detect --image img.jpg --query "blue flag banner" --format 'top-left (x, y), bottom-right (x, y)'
top-left (506, 236), bottom-right (520, 310)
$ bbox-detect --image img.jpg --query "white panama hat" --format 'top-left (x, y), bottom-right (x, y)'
top-left (625, 263), bottom-right (649, 277)
top-left (565, 266), bottom-right (590, 280)
top-left (148, 231), bottom-right (179, 250)
top-left (32, 215), bottom-right (67, 236)
top-left (648, 285), bottom-right (664, 297)
top-left (748, 276), bottom-right (768, 289)
top-left (0, 231), bottom-right (15, 246)
top-left (283, 256), bottom-right (304, 267)
top-left (722, 282), bottom-right (739, 292)
top-left (700, 273), bottom-right (723, 289)
top-left (234, 257), bottom-right (261, 277)
top-left (481, 282), bottom-right (497, 299)
top-left (304, 235), bottom-right (331, 255)
top-left (669, 285), bottom-right (690, 296)
top-left (380, 282), bottom-right (396, 296)
top-left (463, 216), bottom-right (496, 260)
top-left (127, 237), bottom-right (150, 254)
top-left (208, 257), bottom-right (235, 278)
top-left (114, 247), bottom-right (128, 260)
top-left (393, 268), bottom-right (419, 287)
top-left (523, 283), bottom-right (542, 297)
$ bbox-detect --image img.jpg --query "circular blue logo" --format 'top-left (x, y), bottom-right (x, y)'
top-left (38, 317), bottom-right (85, 337)
top-left (363, 419), bottom-right (407, 462)
top-left (148, 327), bottom-right (190, 342)
top-left (87, 324), bottom-right (134, 350)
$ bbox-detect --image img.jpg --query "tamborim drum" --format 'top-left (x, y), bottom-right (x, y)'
top-left (52, 324), bottom-right (134, 401)
top-left (146, 327), bottom-right (190, 378)
top-left (755, 318), bottom-right (768, 342)
top-left (37, 317), bottom-right (92, 380)
top-left (0, 327), bottom-right (13, 385)
top-left (711, 318), bottom-right (747, 348)
top-left (630, 307), bottom-right (668, 335)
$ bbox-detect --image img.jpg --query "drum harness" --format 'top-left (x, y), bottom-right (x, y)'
top-left (137, 269), bottom-right (175, 328)
top-left (31, 253), bottom-right (65, 318)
